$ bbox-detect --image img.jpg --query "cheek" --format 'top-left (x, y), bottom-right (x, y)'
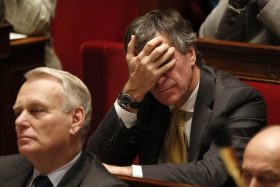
top-left (40, 114), bottom-right (71, 137)
top-left (171, 70), bottom-right (191, 92)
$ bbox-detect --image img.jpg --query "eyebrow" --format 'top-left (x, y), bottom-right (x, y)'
top-left (13, 100), bottom-right (49, 111)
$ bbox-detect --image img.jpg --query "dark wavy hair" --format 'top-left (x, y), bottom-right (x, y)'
top-left (124, 8), bottom-right (202, 66)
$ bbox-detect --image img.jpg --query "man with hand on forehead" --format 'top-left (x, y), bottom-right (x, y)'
top-left (87, 9), bottom-right (266, 187)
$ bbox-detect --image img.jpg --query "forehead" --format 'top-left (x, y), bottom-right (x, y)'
top-left (243, 145), bottom-right (280, 174)
top-left (15, 78), bottom-right (65, 106)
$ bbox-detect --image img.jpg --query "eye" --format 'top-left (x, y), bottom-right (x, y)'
top-left (14, 110), bottom-right (22, 118)
top-left (30, 109), bottom-right (42, 114)
top-left (30, 109), bottom-right (38, 114)
top-left (29, 107), bottom-right (45, 117)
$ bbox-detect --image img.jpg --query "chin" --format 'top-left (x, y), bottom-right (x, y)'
top-left (157, 95), bottom-right (181, 106)
top-left (18, 144), bottom-right (39, 156)
top-left (153, 88), bottom-right (185, 106)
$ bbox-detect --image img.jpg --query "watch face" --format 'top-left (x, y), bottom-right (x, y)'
top-left (118, 92), bottom-right (141, 109)
top-left (121, 94), bottom-right (132, 108)
top-left (118, 92), bottom-right (132, 108)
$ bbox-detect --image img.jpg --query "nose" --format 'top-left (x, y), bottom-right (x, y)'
top-left (156, 75), bottom-right (167, 85)
top-left (15, 110), bottom-right (30, 131)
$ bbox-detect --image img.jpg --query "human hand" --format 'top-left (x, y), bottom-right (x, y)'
top-left (103, 163), bottom-right (132, 176)
top-left (229, 0), bottom-right (250, 9)
top-left (124, 35), bottom-right (176, 102)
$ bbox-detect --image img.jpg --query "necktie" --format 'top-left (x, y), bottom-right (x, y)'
top-left (164, 108), bottom-right (192, 163)
top-left (34, 175), bottom-right (52, 187)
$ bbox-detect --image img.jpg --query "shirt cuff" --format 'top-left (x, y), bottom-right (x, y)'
top-left (114, 100), bottom-right (137, 128)
top-left (131, 165), bottom-right (143, 178)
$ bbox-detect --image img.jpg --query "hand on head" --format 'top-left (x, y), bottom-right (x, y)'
top-left (124, 34), bottom-right (176, 102)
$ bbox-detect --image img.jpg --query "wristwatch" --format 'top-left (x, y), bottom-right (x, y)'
top-left (117, 91), bottom-right (142, 109)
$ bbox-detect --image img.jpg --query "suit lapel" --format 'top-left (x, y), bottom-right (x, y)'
top-left (57, 151), bottom-right (91, 187)
top-left (58, 151), bottom-right (124, 187)
top-left (189, 67), bottom-right (215, 161)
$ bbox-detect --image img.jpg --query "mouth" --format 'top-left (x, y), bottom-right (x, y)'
top-left (18, 134), bottom-right (31, 138)
top-left (17, 136), bottom-right (34, 142)
top-left (157, 85), bottom-right (175, 93)
top-left (154, 79), bottom-right (177, 93)
top-left (17, 137), bottom-right (34, 147)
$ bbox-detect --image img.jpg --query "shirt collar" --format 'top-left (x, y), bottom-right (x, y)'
top-left (181, 80), bottom-right (200, 113)
top-left (170, 80), bottom-right (200, 113)
top-left (31, 151), bottom-right (81, 187)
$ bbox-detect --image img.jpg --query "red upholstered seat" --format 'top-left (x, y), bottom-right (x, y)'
top-left (81, 41), bottom-right (128, 133)
top-left (52, 0), bottom-right (138, 78)
top-left (245, 81), bottom-right (280, 125)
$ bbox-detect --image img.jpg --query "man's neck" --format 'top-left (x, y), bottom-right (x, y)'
top-left (26, 147), bottom-right (82, 174)
top-left (175, 67), bottom-right (200, 108)
top-left (30, 151), bottom-right (82, 187)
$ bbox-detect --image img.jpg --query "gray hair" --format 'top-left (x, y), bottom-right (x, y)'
top-left (124, 9), bottom-right (199, 63)
top-left (25, 67), bottom-right (92, 140)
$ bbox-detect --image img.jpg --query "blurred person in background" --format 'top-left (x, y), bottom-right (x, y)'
top-left (3, 0), bottom-right (61, 69)
top-left (199, 0), bottom-right (280, 45)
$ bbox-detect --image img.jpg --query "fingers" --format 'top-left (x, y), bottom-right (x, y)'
top-left (102, 163), bottom-right (132, 176)
top-left (148, 43), bottom-right (170, 62)
top-left (156, 58), bottom-right (176, 75)
top-left (137, 37), bottom-right (175, 67)
top-left (127, 36), bottom-right (173, 66)
top-left (152, 46), bottom-right (175, 68)
top-left (126, 35), bottom-right (136, 62)
top-left (141, 43), bottom-right (175, 73)
top-left (138, 37), bottom-right (163, 57)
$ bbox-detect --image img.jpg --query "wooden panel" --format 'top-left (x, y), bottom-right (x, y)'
top-left (197, 37), bottom-right (280, 84)
top-left (117, 175), bottom-right (200, 187)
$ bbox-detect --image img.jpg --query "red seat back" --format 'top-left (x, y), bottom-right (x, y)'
top-left (82, 41), bottom-right (128, 133)
top-left (52, 0), bottom-right (138, 78)
top-left (245, 81), bottom-right (280, 125)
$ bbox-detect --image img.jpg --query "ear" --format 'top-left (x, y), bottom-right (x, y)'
top-left (69, 107), bottom-right (85, 136)
top-left (188, 47), bottom-right (196, 66)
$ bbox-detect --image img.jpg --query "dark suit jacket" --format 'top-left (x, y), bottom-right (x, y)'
top-left (87, 65), bottom-right (266, 187)
top-left (0, 151), bottom-right (127, 187)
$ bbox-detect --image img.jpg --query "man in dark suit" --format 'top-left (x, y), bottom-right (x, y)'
top-left (87, 9), bottom-right (266, 187)
top-left (0, 67), bottom-right (127, 187)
